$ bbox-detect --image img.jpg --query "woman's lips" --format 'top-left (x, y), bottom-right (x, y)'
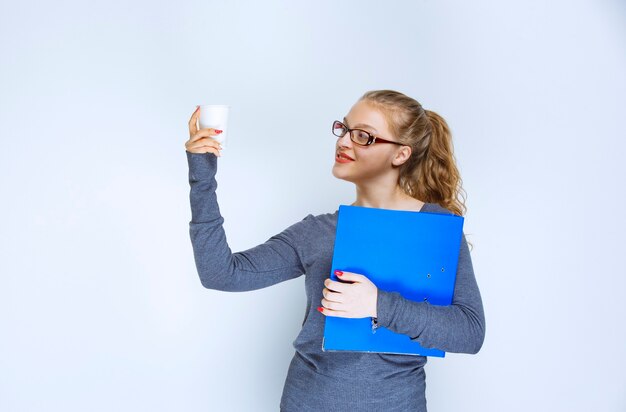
top-left (335, 153), bottom-right (354, 163)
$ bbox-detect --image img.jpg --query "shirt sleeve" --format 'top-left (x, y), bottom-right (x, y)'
top-left (186, 151), bottom-right (313, 292)
top-left (375, 231), bottom-right (486, 354)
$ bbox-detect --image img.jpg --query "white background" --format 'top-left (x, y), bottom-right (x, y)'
top-left (1, 0), bottom-right (625, 411)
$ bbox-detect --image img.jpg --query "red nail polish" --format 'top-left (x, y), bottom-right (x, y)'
top-left (317, 307), bottom-right (324, 312)
top-left (215, 129), bottom-right (223, 134)
top-left (335, 270), bottom-right (343, 276)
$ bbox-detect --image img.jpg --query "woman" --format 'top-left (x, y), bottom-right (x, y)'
top-left (184, 89), bottom-right (486, 411)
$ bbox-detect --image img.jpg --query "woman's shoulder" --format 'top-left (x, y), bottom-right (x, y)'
top-left (291, 210), bottom-right (339, 235)
top-left (290, 210), bottom-right (337, 228)
top-left (422, 202), bottom-right (456, 215)
top-left (280, 211), bottom-right (336, 246)
top-left (308, 209), bottom-right (339, 224)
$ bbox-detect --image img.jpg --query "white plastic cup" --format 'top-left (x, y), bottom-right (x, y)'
top-left (198, 105), bottom-right (230, 151)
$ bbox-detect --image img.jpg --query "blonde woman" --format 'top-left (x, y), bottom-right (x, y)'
top-left (185, 90), bottom-right (486, 411)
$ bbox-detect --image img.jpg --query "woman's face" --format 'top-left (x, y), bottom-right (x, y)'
top-left (332, 99), bottom-right (404, 183)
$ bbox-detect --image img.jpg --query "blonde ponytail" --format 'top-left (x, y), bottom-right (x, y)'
top-left (360, 90), bottom-right (471, 249)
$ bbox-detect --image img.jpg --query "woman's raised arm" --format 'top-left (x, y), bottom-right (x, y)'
top-left (186, 150), bottom-right (314, 291)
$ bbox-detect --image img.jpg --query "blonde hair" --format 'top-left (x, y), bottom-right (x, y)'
top-left (360, 90), bottom-right (472, 248)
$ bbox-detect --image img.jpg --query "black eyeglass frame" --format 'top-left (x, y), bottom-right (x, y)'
top-left (332, 120), bottom-right (405, 146)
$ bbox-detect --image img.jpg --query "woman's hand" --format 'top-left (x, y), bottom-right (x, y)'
top-left (185, 106), bottom-right (223, 156)
top-left (318, 270), bottom-right (378, 319)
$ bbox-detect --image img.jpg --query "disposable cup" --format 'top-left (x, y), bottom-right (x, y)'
top-left (198, 105), bottom-right (230, 151)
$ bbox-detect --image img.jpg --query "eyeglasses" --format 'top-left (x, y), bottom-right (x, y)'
top-left (332, 120), bottom-right (404, 146)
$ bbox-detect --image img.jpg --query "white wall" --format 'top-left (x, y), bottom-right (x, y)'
top-left (1, 0), bottom-right (625, 411)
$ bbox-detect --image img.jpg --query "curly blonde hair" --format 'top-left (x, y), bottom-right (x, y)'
top-left (360, 90), bottom-right (471, 248)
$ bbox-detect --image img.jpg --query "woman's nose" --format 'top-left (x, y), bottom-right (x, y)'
top-left (337, 131), bottom-right (352, 147)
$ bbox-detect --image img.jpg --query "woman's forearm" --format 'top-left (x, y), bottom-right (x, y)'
top-left (375, 234), bottom-right (486, 354)
top-left (187, 151), bottom-right (310, 292)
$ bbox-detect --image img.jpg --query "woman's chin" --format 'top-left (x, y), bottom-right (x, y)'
top-left (331, 168), bottom-right (355, 183)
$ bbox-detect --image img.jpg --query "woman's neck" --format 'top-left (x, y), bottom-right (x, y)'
top-left (351, 184), bottom-right (424, 211)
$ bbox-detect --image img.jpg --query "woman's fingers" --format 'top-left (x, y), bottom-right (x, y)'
top-left (186, 106), bottom-right (223, 155)
top-left (185, 136), bottom-right (222, 155)
top-left (187, 136), bottom-right (221, 149)
top-left (189, 106), bottom-right (221, 139)
top-left (321, 298), bottom-right (336, 310)
top-left (322, 288), bottom-right (342, 303)
top-left (324, 278), bottom-right (348, 293)
top-left (186, 144), bottom-right (221, 156)
top-left (188, 106), bottom-right (201, 136)
top-left (189, 127), bottom-right (222, 144)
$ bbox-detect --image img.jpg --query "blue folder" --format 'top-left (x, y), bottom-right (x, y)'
top-left (322, 204), bottom-right (464, 357)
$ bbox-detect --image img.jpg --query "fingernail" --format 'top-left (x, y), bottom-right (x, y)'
top-left (317, 307), bottom-right (324, 313)
top-left (334, 270), bottom-right (343, 276)
top-left (215, 129), bottom-right (223, 134)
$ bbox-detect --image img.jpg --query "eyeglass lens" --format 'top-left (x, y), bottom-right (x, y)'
top-left (333, 121), bottom-right (371, 145)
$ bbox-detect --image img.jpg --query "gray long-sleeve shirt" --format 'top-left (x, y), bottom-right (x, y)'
top-left (187, 151), bottom-right (486, 411)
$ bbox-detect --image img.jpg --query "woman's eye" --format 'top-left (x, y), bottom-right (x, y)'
top-left (356, 131), bottom-right (370, 141)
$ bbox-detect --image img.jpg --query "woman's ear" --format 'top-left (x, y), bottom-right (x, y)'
top-left (392, 146), bottom-right (412, 167)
